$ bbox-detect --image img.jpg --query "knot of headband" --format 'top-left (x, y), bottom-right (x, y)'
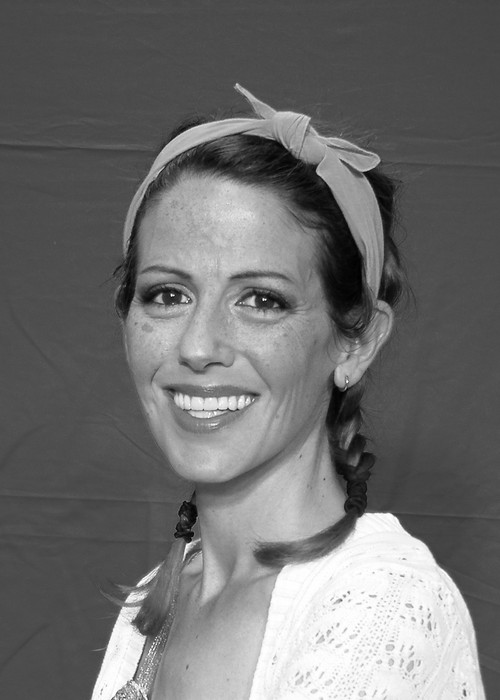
top-left (123, 84), bottom-right (384, 296)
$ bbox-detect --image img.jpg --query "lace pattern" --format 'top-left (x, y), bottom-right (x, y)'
top-left (266, 553), bottom-right (482, 698)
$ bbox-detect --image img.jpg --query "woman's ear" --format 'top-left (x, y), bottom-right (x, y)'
top-left (333, 301), bottom-right (394, 390)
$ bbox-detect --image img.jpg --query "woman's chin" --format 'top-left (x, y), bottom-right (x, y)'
top-left (158, 447), bottom-right (254, 486)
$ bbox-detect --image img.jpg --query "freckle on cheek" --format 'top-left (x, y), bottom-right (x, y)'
top-left (141, 322), bottom-right (154, 333)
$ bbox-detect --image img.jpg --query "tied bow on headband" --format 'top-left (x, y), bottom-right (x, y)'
top-left (123, 84), bottom-right (384, 296)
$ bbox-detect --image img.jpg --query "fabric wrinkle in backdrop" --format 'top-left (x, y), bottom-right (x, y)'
top-left (0, 2), bottom-right (498, 698)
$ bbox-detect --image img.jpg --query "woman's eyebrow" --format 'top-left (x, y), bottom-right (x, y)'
top-left (138, 265), bottom-right (293, 284)
top-left (230, 270), bottom-right (293, 283)
top-left (138, 264), bottom-right (192, 279)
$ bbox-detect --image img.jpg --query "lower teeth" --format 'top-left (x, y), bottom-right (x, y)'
top-left (187, 410), bottom-right (226, 418)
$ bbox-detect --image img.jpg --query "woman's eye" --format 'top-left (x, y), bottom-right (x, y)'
top-left (145, 287), bottom-right (191, 307)
top-left (238, 290), bottom-right (286, 312)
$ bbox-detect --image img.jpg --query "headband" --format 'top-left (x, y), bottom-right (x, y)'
top-left (123, 84), bottom-right (384, 296)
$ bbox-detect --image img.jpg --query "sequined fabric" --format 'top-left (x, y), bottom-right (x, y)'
top-left (112, 679), bottom-right (147, 700)
top-left (111, 610), bottom-right (172, 700)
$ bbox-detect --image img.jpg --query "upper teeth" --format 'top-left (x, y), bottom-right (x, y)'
top-left (173, 393), bottom-right (254, 411)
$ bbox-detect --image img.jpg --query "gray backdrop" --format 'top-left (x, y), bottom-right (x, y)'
top-left (1, 1), bottom-right (498, 698)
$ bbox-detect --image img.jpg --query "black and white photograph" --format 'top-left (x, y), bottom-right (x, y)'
top-left (1, 2), bottom-right (498, 698)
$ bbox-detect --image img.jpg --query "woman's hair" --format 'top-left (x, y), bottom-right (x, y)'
top-left (115, 116), bottom-right (407, 636)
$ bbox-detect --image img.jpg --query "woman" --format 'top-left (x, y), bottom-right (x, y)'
top-left (92, 86), bottom-right (484, 699)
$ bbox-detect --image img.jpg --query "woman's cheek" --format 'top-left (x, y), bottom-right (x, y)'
top-left (125, 321), bottom-right (159, 379)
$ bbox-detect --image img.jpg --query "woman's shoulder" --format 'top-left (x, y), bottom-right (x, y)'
top-left (277, 511), bottom-right (479, 669)
top-left (268, 514), bottom-right (484, 699)
top-left (285, 512), bottom-right (440, 578)
top-left (330, 511), bottom-right (451, 577)
top-left (303, 512), bottom-right (469, 613)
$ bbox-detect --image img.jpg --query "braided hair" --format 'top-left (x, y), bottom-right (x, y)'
top-left (115, 119), bottom-right (406, 633)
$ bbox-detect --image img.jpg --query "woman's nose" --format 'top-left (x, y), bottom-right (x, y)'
top-left (177, 304), bottom-right (235, 372)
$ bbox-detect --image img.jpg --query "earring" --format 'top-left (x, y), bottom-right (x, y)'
top-left (334, 367), bottom-right (350, 393)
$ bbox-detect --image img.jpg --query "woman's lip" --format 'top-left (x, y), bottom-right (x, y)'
top-left (167, 384), bottom-right (258, 398)
top-left (169, 394), bottom-right (255, 434)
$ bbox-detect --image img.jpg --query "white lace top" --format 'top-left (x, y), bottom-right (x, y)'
top-left (92, 513), bottom-right (485, 699)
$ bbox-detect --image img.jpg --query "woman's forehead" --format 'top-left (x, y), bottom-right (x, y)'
top-left (136, 175), bottom-right (320, 282)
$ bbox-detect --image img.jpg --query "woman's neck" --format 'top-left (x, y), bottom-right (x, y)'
top-left (191, 427), bottom-right (346, 600)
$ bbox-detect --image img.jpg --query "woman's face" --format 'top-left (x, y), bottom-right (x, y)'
top-left (124, 175), bottom-right (342, 484)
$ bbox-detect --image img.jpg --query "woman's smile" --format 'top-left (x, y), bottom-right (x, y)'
top-left (166, 385), bottom-right (258, 433)
top-left (172, 391), bottom-right (255, 414)
top-left (124, 174), bottom-right (340, 483)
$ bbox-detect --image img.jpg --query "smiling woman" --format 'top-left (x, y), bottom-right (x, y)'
top-left (92, 87), bottom-right (485, 699)
top-left (126, 178), bottom-right (348, 486)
